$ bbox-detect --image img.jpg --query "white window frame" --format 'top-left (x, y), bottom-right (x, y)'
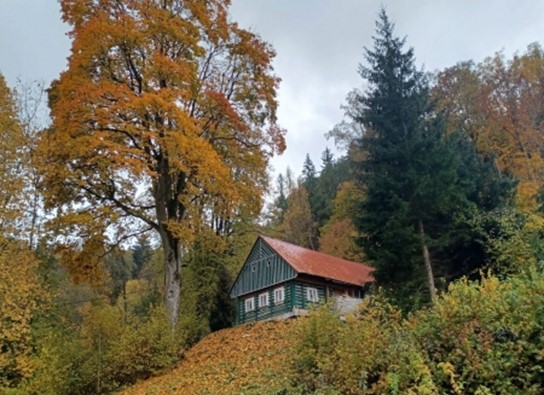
top-left (258, 292), bottom-right (269, 308)
top-left (306, 287), bottom-right (319, 302)
top-left (274, 286), bottom-right (285, 304)
top-left (245, 297), bottom-right (255, 312)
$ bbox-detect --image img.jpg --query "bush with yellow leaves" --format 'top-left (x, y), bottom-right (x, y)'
top-left (291, 266), bottom-right (544, 394)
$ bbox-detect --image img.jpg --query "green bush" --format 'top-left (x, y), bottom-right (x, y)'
top-left (106, 306), bottom-right (179, 387)
top-left (291, 266), bottom-right (544, 394)
top-left (412, 268), bottom-right (544, 394)
top-left (18, 303), bottom-right (181, 395)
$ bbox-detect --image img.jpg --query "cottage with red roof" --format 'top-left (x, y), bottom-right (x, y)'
top-left (229, 235), bottom-right (375, 324)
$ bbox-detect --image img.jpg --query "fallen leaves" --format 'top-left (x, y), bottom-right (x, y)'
top-left (123, 320), bottom-right (295, 395)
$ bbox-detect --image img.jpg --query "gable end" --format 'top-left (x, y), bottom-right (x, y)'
top-left (230, 237), bottom-right (297, 298)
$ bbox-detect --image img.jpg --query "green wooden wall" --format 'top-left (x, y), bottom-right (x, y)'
top-left (237, 282), bottom-right (295, 324)
top-left (230, 238), bottom-right (297, 298)
top-left (236, 281), bottom-right (327, 324)
top-left (292, 281), bottom-right (326, 309)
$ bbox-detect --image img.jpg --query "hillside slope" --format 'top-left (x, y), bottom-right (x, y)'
top-left (122, 320), bottom-right (295, 395)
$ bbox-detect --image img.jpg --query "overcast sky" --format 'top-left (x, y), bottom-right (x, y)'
top-left (1, 0), bottom-right (544, 179)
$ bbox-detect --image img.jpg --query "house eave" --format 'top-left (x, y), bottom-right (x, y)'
top-left (297, 272), bottom-right (371, 288)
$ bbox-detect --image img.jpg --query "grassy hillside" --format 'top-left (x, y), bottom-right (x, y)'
top-left (122, 320), bottom-right (295, 395)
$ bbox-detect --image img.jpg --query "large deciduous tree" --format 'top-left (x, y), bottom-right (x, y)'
top-left (39, 0), bottom-right (285, 327)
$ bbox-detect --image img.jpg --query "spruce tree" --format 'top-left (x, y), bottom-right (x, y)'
top-left (352, 10), bottom-right (514, 306)
top-left (301, 154), bottom-right (317, 195)
top-left (312, 149), bottom-right (351, 227)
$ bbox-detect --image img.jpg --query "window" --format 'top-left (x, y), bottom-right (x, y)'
top-left (258, 292), bottom-right (269, 307)
top-left (266, 259), bottom-right (272, 268)
top-left (274, 287), bottom-right (285, 304)
top-left (245, 297), bottom-right (255, 312)
top-left (306, 287), bottom-right (319, 302)
top-left (251, 263), bottom-right (256, 273)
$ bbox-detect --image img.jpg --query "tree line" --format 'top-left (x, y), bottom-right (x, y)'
top-left (267, 10), bottom-right (543, 309)
top-left (1, 2), bottom-right (543, 393)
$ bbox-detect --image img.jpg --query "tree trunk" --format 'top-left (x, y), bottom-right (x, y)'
top-left (154, 151), bottom-right (185, 330)
top-left (162, 233), bottom-right (181, 330)
top-left (418, 219), bottom-right (436, 300)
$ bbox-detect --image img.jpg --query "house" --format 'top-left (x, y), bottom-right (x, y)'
top-left (229, 235), bottom-right (374, 325)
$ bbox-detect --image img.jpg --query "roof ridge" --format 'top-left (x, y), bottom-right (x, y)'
top-left (259, 234), bottom-right (371, 267)
top-left (259, 234), bottom-right (374, 286)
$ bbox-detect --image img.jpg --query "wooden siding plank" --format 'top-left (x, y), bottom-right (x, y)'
top-left (237, 282), bottom-right (296, 324)
top-left (293, 281), bottom-right (326, 310)
top-left (230, 239), bottom-right (297, 298)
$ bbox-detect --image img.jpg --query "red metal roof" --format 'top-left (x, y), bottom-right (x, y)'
top-left (260, 235), bottom-right (374, 287)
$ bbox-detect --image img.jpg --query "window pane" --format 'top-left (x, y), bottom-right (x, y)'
top-left (306, 287), bottom-right (319, 302)
top-left (274, 287), bottom-right (285, 304)
top-left (258, 292), bottom-right (269, 307)
top-left (245, 297), bottom-right (254, 312)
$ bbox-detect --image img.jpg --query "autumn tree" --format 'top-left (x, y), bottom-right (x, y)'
top-left (280, 184), bottom-right (318, 250)
top-left (0, 73), bottom-right (49, 389)
top-left (39, 0), bottom-right (285, 327)
top-left (0, 241), bottom-right (47, 389)
top-left (433, 45), bottom-right (544, 216)
top-left (319, 181), bottom-right (364, 261)
top-left (0, 74), bottom-right (27, 238)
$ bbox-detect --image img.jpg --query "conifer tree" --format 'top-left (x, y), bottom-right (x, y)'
top-left (301, 154), bottom-right (317, 195)
top-left (351, 10), bottom-right (515, 305)
top-left (313, 150), bottom-right (349, 227)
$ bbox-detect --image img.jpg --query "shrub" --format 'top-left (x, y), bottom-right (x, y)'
top-left (291, 267), bottom-right (544, 394)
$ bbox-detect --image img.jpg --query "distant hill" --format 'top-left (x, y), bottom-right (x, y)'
top-left (122, 320), bottom-right (294, 395)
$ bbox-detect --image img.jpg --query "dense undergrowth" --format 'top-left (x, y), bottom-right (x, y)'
top-left (290, 266), bottom-right (544, 394)
top-left (124, 265), bottom-right (544, 394)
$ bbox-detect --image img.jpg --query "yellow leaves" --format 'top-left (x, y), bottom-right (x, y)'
top-left (43, 2), bottom-right (284, 317)
top-left (434, 46), bottom-right (544, 215)
top-left (0, 73), bottom-right (28, 236)
top-left (123, 279), bottom-right (151, 307)
top-left (124, 320), bottom-right (294, 395)
top-left (319, 181), bottom-right (365, 261)
top-left (57, 235), bottom-right (108, 286)
top-left (0, 240), bottom-right (48, 386)
top-left (319, 218), bottom-right (363, 261)
top-left (280, 185), bottom-right (317, 249)
top-left (438, 362), bottom-right (463, 395)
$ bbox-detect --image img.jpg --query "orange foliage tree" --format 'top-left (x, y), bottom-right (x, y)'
top-left (434, 44), bottom-right (544, 216)
top-left (319, 181), bottom-right (365, 261)
top-left (280, 184), bottom-right (318, 250)
top-left (39, 0), bottom-right (285, 327)
top-left (0, 74), bottom-right (27, 238)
